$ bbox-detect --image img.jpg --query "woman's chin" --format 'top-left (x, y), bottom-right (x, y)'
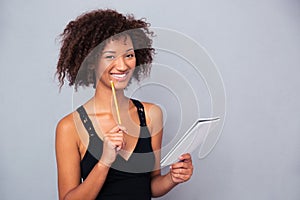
top-left (113, 81), bottom-right (130, 90)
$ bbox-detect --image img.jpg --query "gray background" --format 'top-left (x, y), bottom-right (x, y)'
top-left (1, 0), bottom-right (299, 199)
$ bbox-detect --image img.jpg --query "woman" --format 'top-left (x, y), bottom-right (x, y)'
top-left (55, 9), bottom-right (193, 200)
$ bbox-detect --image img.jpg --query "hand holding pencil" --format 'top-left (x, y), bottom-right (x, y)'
top-left (99, 81), bottom-right (126, 166)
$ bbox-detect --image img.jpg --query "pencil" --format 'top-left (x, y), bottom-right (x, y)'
top-left (110, 80), bottom-right (122, 125)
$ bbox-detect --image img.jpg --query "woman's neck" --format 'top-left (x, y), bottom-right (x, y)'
top-left (92, 83), bottom-right (129, 114)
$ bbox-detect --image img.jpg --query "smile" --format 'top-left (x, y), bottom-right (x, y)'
top-left (110, 72), bottom-right (129, 81)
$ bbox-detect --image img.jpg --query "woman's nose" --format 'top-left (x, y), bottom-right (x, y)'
top-left (114, 56), bottom-right (128, 71)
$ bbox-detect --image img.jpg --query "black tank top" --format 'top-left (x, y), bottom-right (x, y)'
top-left (77, 99), bottom-right (155, 200)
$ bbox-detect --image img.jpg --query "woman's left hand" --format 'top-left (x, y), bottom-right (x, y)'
top-left (169, 153), bottom-right (194, 184)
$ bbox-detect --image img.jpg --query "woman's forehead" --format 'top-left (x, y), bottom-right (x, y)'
top-left (103, 35), bottom-right (133, 51)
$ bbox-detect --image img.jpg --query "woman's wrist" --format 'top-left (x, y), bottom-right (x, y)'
top-left (97, 159), bottom-right (111, 169)
top-left (167, 171), bottom-right (179, 187)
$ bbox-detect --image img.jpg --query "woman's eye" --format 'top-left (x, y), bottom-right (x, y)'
top-left (126, 53), bottom-right (135, 58)
top-left (105, 55), bottom-right (115, 59)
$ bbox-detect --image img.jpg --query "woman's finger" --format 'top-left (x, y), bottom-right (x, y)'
top-left (108, 125), bottom-right (121, 133)
top-left (178, 153), bottom-right (192, 162)
top-left (117, 125), bottom-right (128, 134)
top-left (171, 167), bottom-right (193, 175)
top-left (171, 161), bottom-right (188, 169)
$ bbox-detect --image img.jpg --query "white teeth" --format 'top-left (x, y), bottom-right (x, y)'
top-left (111, 73), bottom-right (126, 78)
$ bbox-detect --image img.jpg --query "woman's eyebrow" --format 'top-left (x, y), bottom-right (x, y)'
top-left (102, 50), bottom-right (116, 54)
top-left (126, 48), bottom-right (134, 52)
top-left (102, 48), bottom-right (134, 54)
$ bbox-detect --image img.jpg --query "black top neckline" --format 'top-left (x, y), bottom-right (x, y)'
top-left (77, 98), bottom-right (149, 162)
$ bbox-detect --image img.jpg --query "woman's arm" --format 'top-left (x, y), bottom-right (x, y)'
top-left (55, 114), bottom-right (109, 200)
top-left (145, 104), bottom-right (194, 197)
top-left (56, 114), bottom-right (125, 200)
top-left (151, 153), bottom-right (193, 197)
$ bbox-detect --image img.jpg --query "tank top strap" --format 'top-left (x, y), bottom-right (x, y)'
top-left (76, 106), bottom-right (97, 137)
top-left (131, 99), bottom-right (147, 127)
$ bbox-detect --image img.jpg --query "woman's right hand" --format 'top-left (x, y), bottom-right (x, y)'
top-left (99, 125), bottom-right (127, 167)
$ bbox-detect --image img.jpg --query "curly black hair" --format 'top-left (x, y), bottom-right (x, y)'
top-left (56, 9), bottom-right (155, 90)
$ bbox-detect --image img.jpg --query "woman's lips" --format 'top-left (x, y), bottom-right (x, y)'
top-left (110, 72), bottom-right (128, 81)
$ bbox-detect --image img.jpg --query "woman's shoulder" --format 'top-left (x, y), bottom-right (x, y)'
top-left (138, 100), bottom-right (163, 133)
top-left (141, 101), bottom-right (162, 116)
top-left (56, 111), bottom-right (80, 140)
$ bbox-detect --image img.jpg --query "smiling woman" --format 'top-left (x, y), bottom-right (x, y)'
top-left (55, 9), bottom-right (193, 200)
top-left (56, 9), bottom-right (154, 91)
top-left (96, 37), bottom-right (136, 90)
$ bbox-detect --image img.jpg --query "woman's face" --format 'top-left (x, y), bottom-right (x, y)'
top-left (96, 35), bottom-right (136, 90)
